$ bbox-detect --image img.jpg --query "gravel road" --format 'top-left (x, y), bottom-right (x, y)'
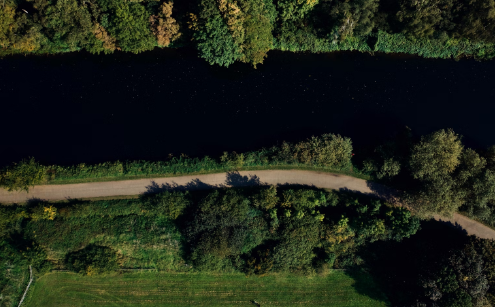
top-left (0, 170), bottom-right (493, 239)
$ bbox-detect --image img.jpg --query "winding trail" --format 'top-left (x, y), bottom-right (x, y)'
top-left (0, 170), bottom-right (494, 239)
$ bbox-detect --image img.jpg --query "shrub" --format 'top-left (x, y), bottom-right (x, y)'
top-left (65, 245), bottom-right (119, 275)
top-left (0, 158), bottom-right (45, 192)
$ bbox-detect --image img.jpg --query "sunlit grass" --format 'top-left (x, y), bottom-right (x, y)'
top-left (25, 271), bottom-right (389, 307)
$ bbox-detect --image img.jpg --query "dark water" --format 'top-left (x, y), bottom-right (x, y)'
top-left (1, 48), bottom-right (494, 167)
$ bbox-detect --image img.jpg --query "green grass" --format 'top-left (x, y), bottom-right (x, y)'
top-left (25, 271), bottom-right (389, 307)
top-left (42, 165), bottom-right (371, 185)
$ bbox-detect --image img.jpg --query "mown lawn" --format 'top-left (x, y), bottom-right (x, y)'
top-left (24, 271), bottom-right (389, 307)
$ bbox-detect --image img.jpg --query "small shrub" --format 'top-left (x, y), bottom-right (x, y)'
top-left (0, 158), bottom-right (45, 192)
top-left (65, 245), bottom-right (119, 275)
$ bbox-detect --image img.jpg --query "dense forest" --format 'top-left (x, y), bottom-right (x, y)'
top-left (1, 0), bottom-right (495, 65)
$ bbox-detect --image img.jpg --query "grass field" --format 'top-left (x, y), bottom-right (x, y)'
top-left (24, 271), bottom-right (389, 307)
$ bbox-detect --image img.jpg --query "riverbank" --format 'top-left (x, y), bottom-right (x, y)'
top-left (2, 169), bottom-right (494, 240)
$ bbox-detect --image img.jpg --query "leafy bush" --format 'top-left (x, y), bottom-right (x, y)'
top-left (0, 133), bottom-right (357, 190)
top-left (66, 245), bottom-right (119, 275)
top-left (0, 158), bottom-right (45, 192)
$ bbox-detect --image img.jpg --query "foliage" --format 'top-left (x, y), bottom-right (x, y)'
top-left (194, 0), bottom-right (276, 67)
top-left (321, 0), bottom-right (380, 41)
top-left (0, 158), bottom-right (45, 192)
top-left (1, 0), bottom-right (495, 61)
top-left (0, 133), bottom-right (356, 190)
top-left (141, 190), bottom-right (191, 219)
top-left (150, 2), bottom-right (181, 47)
top-left (0, 241), bottom-right (27, 307)
top-left (421, 242), bottom-right (489, 306)
top-left (0, 3), bottom-right (16, 49)
top-left (31, 0), bottom-right (94, 52)
top-left (240, 0), bottom-right (275, 67)
top-left (0, 186), bottom-right (420, 284)
top-left (410, 129), bottom-right (463, 181)
top-left (0, 206), bottom-right (27, 239)
top-left (194, 0), bottom-right (243, 66)
top-left (93, 23), bottom-right (116, 52)
top-left (98, 0), bottom-right (156, 53)
top-left (277, 0), bottom-right (319, 22)
top-left (273, 133), bottom-right (353, 169)
top-left (374, 30), bottom-right (495, 60)
top-left (30, 205), bottom-right (57, 221)
top-left (66, 245), bottom-right (119, 275)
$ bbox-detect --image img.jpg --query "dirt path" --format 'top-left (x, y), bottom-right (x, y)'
top-left (1, 169), bottom-right (494, 239)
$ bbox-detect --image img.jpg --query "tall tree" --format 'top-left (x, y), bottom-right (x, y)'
top-left (320, 0), bottom-right (380, 41)
top-left (410, 129), bottom-right (463, 181)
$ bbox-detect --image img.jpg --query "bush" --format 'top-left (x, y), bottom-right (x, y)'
top-left (66, 245), bottom-right (119, 275)
top-left (0, 158), bottom-right (45, 192)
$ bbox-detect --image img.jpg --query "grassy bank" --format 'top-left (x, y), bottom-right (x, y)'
top-left (41, 164), bottom-right (371, 185)
top-left (25, 271), bottom-right (390, 307)
top-left (1, 134), bottom-right (366, 191)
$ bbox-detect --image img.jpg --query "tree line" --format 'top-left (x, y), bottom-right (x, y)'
top-left (3, 128), bottom-right (495, 226)
top-left (1, 0), bottom-right (495, 65)
top-left (0, 133), bottom-right (355, 191)
top-left (362, 128), bottom-right (495, 226)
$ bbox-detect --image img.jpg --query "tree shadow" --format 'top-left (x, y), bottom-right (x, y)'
top-left (143, 179), bottom-right (220, 195)
top-left (432, 218), bottom-right (469, 237)
top-left (143, 171), bottom-right (269, 196)
top-left (25, 197), bottom-right (48, 208)
top-left (364, 181), bottom-right (401, 203)
top-left (344, 268), bottom-right (392, 306)
top-left (225, 171), bottom-right (264, 187)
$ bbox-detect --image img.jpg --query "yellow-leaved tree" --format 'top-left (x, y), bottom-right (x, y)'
top-left (150, 1), bottom-right (181, 47)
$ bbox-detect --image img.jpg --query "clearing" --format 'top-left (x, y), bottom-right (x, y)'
top-left (25, 271), bottom-right (389, 306)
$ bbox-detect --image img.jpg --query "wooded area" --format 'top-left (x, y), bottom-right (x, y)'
top-left (1, 187), bottom-right (418, 305)
top-left (3, 186), bottom-right (495, 306)
top-left (1, 0), bottom-right (495, 65)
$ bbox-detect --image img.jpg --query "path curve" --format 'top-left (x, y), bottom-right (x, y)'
top-left (0, 170), bottom-right (494, 240)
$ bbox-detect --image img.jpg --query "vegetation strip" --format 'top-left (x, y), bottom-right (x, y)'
top-left (1, 0), bottom-right (495, 63)
top-left (24, 271), bottom-right (389, 307)
top-left (17, 266), bottom-right (32, 307)
top-left (3, 177), bottom-right (495, 306)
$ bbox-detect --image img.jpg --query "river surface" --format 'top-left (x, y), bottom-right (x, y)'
top-left (0, 48), bottom-right (494, 166)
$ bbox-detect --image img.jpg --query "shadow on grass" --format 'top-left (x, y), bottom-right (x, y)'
top-left (345, 268), bottom-right (392, 306)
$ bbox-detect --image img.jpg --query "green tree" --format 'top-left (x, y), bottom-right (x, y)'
top-left (141, 190), bottom-right (191, 219)
top-left (97, 0), bottom-right (156, 53)
top-left (31, 0), bottom-right (95, 52)
top-left (422, 243), bottom-right (489, 306)
top-left (194, 0), bottom-right (243, 66)
top-left (240, 0), bottom-right (276, 67)
top-left (410, 129), bottom-right (464, 181)
top-left (0, 158), bottom-right (45, 192)
top-left (396, 0), bottom-right (456, 39)
top-left (322, 0), bottom-right (379, 41)
top-left (1, 1), bottom-right (43, 53)
top-left (275, 133), bottom-right (353, 169)
top-left (194, 0), bottom-right (276, 67)
top-left (0, 3), bottom-right (16, 49)
top-left (277, 0), bottom-right (319, 22)
top-left (455, 0), bottom-right (495, 43)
